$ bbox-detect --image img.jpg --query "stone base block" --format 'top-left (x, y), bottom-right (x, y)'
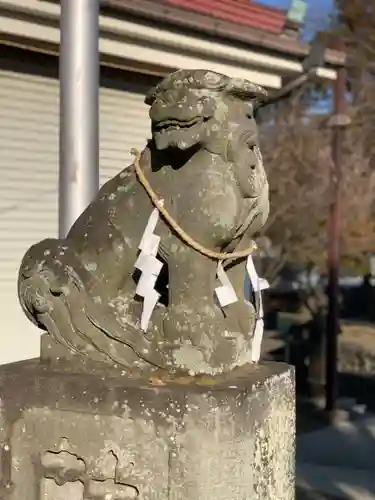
top-left (0, 359), bottom-right (295, 500)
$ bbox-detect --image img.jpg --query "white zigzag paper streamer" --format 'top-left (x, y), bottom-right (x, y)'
top-left (246, 255), bottom-right (269, 362)
top-left (134, 201), bottom-right (164, 331)
top-left (215, 262), bottom-right (238, 307)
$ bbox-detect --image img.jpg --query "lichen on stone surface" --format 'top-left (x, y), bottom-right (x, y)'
top-left (17, 68), bottom-right (269, 377)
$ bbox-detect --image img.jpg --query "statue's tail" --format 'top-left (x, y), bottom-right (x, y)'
top-left (18, 238), bottom-right (88, 354)
top-left (18, 238), bottom-right (166, 370)
top-left (18, 239), bottom-right (64, 330)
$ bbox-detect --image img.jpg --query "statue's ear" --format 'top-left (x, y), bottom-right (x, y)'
top-left (252, 98), bottom-right (268, 119)
top-left (225, 79), bottom-right (267, 112)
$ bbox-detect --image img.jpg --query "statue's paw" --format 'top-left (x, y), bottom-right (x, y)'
top-left (162, 302), bottom-right (224, 345)
top-left (161, 302), bottom-right (254, 374)
top-left (222, 300), bottom-right (256, 338)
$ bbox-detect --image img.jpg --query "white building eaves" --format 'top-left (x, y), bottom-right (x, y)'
top-left (0, 0), bottom-right (337, 88)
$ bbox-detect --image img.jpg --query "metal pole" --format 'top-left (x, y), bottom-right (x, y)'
top-left (325, 61), bottom-right (348, 418)
top-left (59, 0), bottom-right (100, 238)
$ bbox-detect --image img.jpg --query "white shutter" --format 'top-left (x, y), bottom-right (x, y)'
top-left (100, 83), bottom-right (151, 184)
top-left (0, 66), bottom-right (152, 364)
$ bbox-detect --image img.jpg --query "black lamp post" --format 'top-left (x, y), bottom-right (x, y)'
top-left (261, 39), bottom-right (349, 419)
top-left (325, 44), bottom-right (350, 421)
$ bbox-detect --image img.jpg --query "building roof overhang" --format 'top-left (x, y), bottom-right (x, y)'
top-left (104, 0), bottom-right (345, 68)
top-left (0, 0), bottom-right (345, 90)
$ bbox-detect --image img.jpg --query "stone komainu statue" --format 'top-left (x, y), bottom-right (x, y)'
top-left (18, 69), bottom-right (269, 375)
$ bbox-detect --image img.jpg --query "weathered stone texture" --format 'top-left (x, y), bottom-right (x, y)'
top-left (0, 360), bottom-right (295, 500)
top-left (17, 69), bottom-right (269, 375)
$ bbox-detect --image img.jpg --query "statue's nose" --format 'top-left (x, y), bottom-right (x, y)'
top-left (162, 89), bottom-right (181, 105)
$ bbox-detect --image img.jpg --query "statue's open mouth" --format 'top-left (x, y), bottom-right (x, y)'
top-left (154, 116), bottom-right (207, 132)
top-left (152, 114), bottom-right (210, 150)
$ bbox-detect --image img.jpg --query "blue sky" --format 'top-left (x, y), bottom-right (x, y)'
top-left (257, 0), bottom-right (335, 113)
top-left (257, 0), bottom-right (334, 39)
top-left (257, 0), bottom-right (332, 9)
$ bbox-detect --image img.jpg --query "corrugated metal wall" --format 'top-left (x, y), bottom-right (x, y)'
top-left (0, 49), bottom-right (156, 364)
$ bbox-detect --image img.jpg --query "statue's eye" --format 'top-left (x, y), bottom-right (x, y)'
top-left (247, 141), bottom-right (257, 153)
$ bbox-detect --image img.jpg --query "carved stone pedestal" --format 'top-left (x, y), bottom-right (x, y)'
top-left (0, 359), bottom-right (295, 500)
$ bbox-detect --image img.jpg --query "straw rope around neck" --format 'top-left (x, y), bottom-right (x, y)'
top-left (131, 148), bottom-right (257, 261)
